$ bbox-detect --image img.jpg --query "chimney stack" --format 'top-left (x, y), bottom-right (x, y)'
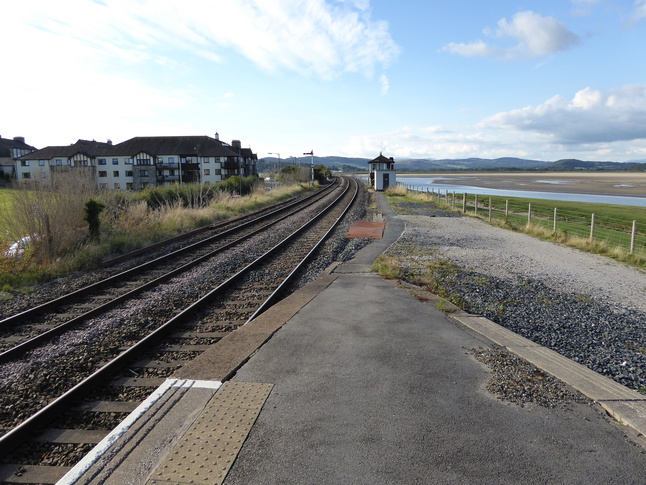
top-left (13, 136), bottom-right (25, 144)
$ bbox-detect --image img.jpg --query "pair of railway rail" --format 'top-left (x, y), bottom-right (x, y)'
top-left (0, 176), bottom-right (359, 484)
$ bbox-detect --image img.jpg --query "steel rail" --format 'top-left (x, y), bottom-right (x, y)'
top-left (99, 182), bottom-right (335, 267)
top-left (244, 177), bottom-right (359, 325)
top-left (0, 176), bottom-right (355, 457)
top-left (0, 180), bottom-right (342, 362)
top-left (0, 180), bottom-right (338, 328)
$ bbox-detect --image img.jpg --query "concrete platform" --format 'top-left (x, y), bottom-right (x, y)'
top-left (62, 192), bottom-right (646, 484)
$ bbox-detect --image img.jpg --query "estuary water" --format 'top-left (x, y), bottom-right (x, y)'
top-left (395, 176), bottom-right (646, 207)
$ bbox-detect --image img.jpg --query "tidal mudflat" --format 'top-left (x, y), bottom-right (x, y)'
top-left (397, 172), bottom-right (646, 198)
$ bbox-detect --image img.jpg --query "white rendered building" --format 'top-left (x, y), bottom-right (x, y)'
top-left (15, 134), bottom-right (257, 190)
top-left (368, 153), bottom-right (396, 191)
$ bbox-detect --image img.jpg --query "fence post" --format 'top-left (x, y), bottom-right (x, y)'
top-left (553, 207), bottom-right (557, 233)
top-left (462, 193), bottom-right (467, 213)
top-left (452, 191), bottom-right (456, 210)
top-left (527, 203), bottom-right (531, 226)
top-left (488, 197), bottom-right (492, 222)
top-left (474, 194), bottom-right (478, 215)
top-left (631, 220), bottom-right (636, 254)
top-left (445, 190), bottom-right (448, 205)
top-left (590, 213), bottom-right (595, 241)
top-left (505, 200), bottom-right (509, 219)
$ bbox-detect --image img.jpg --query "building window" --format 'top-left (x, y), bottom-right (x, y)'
top-left (203, 157), bottom-right (210, 163)
top-left (80, 160), bottom-right (89, 166)
top-left (41, 172), bottom-right (47, 178)
top-left (125, 158), bottom-right (133, 165)
top-left (214, 169), bottom-right (221, 175)
top-left (113, 170), bottom-right (119, 177)
top-left (39, 160), bottom-right (45, 166)
top-left (99, 158), bottom-right (107, 165)
top-left (126, 170), bottom-right (133, 177)
top-left (126, 182), bottom-right (133, 189)
top-left (114, 182), bottom-right (121, 189)
top-left (22, 173), bottom-right (31, 179)
top-left (204, 169), bottom-right (210, 176)
top-left (140, 169), bottom-right (148, 177)
top-left (99, 183), bottom-right (108, 189)
top-left (112, 158), bottom-right (119, 165)
top-left (67, 159), bottom-right (72, 165)
top-left (137, 158), bottom-right (151, 165)
top-left (168, 157), bottom-right (175, 164)
top-left (21, 160), bottom-right (29, 167)
top-left (56, 159), bottom-right (62, 166)
top-left (157, 157), bottom-right (164, 163)
top-left (98, 171), bottom-right (107, 177)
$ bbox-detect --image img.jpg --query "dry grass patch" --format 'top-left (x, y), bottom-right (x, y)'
top-left (0, 180), bottom-right (310, 289)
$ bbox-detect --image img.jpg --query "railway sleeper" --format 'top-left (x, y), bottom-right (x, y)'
top-left (130, 359), bottom-right (186, 369)
top-left (72, 401), bottom-right (140, 413)
top-left (171, 330), bottom-right (229, 339)
top-left (160, 344), bottom-right (212, 352)
top-left (0, 463), bottom-right (72, 485)
top-left (33, 428), bottom-right (108, 445)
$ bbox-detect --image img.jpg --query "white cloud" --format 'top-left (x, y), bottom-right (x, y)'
top-left (0, 0), bottom-right (399, 147)
top-left (379, 74), bottom-right (390, 96)
top-left (634, 0), bottom-right (646, 22)
top-left (443, 11), bottom-right (580, 60)
top-left (340, 86), bottom-right (646, 162)
top-left (5, 1), bottom-right (400, 80)
top-left (483, 85), bottom-right (646, 144)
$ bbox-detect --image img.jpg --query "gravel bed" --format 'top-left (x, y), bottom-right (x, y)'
top-left (387, 201), bottom-right (646, 394)
top-left (468, 345), bottom-right (592, 408)
top-left (288, 181), bottom-right (372, 288)
top-left (390, 200), bottom-right (462, 218)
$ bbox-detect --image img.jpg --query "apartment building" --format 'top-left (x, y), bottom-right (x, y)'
top-left (15, 134), bottom-right (257, 190)
top-left (0, 135), bottom-right (37, 177)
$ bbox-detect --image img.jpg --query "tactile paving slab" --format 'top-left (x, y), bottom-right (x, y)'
top-left (148, 381), bottom-right (273, 485)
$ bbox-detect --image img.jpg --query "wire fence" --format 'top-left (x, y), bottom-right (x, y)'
top-left (398, 183), bottom-right (646, 257)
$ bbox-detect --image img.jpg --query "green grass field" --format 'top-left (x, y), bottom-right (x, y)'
top-left (0, 188), bottom-right (20, 237)
top-left (481, 194), bottom-right (646, 227)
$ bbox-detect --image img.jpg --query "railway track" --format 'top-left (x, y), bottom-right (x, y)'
top-left (0, 179), bottom-right (340, 358)
top-left (0, 176), bottom-right (362, 484)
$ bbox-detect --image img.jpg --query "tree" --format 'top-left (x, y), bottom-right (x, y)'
top-left (84, 199), bottom-right (105, 241)
top-left (313, 164), bottom-right (331, 184)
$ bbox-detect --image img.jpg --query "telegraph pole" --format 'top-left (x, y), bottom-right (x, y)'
top-left (303, 150), bottom-right (313, 185)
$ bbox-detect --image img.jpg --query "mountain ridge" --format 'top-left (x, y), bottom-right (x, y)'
top-left (258, 156), bottom-right (646, 172)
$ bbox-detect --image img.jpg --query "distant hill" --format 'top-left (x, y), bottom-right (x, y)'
top-left (258, 156), bottom-right (646, 173)
top-left (546, 159), bottom-right (646, 171)
top-left (395, 157), bottom-right (549, 171)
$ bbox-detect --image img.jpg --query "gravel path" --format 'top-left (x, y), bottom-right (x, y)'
top-left (406, 214), bottom-right (646, 313)
top-left (387, 201), bottom-right (646, 394)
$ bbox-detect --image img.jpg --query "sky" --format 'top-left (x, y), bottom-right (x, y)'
top-left (2, 0), bottom-right (646, 162)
